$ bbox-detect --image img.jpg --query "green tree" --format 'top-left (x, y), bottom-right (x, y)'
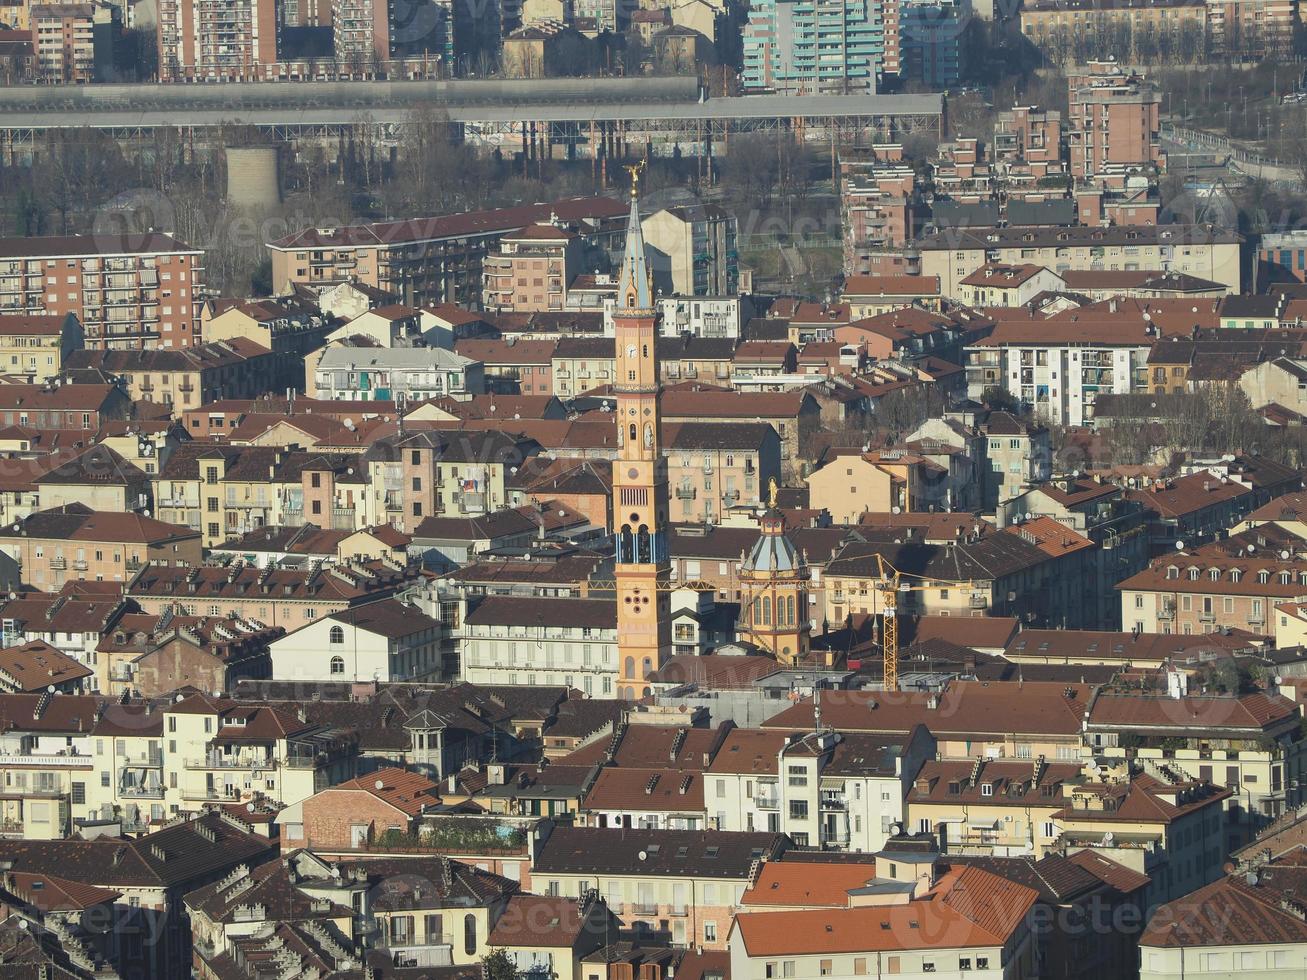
top-left (482, 948), bottom-right (518, 980)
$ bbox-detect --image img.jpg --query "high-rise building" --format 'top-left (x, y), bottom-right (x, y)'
top-left (156, 0), bottom-right (278, 81)
top-left (30, 1), bottom-right (118, 83)
top-left (743, 0), bottom-right (899, 95)
top-left (611, 169), bottom-right (672, 701)
top-left (1067, 61), bottom-right (1163, 188)
top-left (899, 0), bottom-right (969, 88)
top-left (0, 233), bottom-right (204, 350)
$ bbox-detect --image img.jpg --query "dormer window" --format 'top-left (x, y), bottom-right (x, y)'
top-left (1166, 566), bottom-right (1179, 580)
top-left (980, 783), bottom-right (994, 797)
top-left (1280, 572), bottom-right (1291, 586)
top-left (1231, 569), bottom-right (1242, 583)
top-left (1258, 570), bottom-right (1271, 584)
top-left (1187, 568), bottom-right (1199, 581)
top-left (1209, 569), bottom-right (1220, 581)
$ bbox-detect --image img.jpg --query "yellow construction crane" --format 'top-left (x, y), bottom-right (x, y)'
top-left (873, 553), bottom-right (981, 692)
top-left (583, 578), bottom-right (716, 594)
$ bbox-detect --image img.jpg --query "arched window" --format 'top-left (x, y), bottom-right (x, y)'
top-left (629, 423), bottom-right (637, 442)
top-left (762, 597), bottom-right (771, 626)
top-left (624, 656), bottom-right (635, 678)
top-left (752, 595), bottom-right (762, 625)
top-left (464, 914), bottom-right (477, 956)
top-left (641, 657), bottom-right (652, 678)
top-left (329, 625), bottom-right (344, 644)
top-left (329, 656), bottom-right (345, 674)
top-left (787, 595), bottom-right (796, 625)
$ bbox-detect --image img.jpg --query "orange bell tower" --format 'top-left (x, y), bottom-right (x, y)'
top-left (611, 163), bottom-right (672, 699)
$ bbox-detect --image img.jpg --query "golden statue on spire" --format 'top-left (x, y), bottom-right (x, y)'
top-left (624, 160), bottom-right (645, 198)
top-left (768, 477), bottom-right (779, 509)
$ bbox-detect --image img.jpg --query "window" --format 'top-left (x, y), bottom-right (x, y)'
top-left (329, 625), bottom-right (344, 644)
top-left (704, 922), bottom-right (717, 943)
top-left (819, 961), bottom-right (832, 976)
top-left (330, 656), bottom-right (345, 674)
top-left (959, 960), bottom-right (972, 972)
top-left (976, 958), bottom-right (989, 969)
top-left (789, 800), bottom-right (808, 820)
top-left (853, 959), bottom-right (866, 976)
top-left (463, 914), bottom-right (477, 957)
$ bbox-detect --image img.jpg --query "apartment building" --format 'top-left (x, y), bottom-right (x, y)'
top-left (0, 506), bottom-right (201, 591)
top-left (65, 339), bottom-right (277, 410)
top-left (551, 336), bottom-right (614, 398)
top-left (743, 0), bottom-right (899, 94)
top-left (0, 313), bottom-right (81, 382)
top-left (839, 146), bottom-right (916, 272)
top-left (459, 595), bottom-right (618, 698)
top-left (157, 0), bottom-right (278, 80)
top-left (126, 562), bottom-right (411, 630)
top-left (1067, 62), bottom-right (1164, 187)
top-left (992, 104), bottom-right (1065, 178)
top-left (707, 727), bottom-right (935, 851)
top-left (666, 421), bottom-right (781, 524)
top-left (483, 223), bottom-right (585, 312)
top-left (1086, 691), bottom-right (1305, 835)
top-left (820, 525), bottom-right (1096, 629)
top-left (899, 0), bottom-right (968, 87)
top-left (268, 198), bottom-right (628, 307)
top-left (159, 691), bottom-right (357, 813)
top-left (652, 295), bottom-right (747, 339)
top-left (363, 429), bottom-right (539, 531)
top-left (1206, 0), bottom-right (1297, 57)
top-left (313, 345), bottom-right (483, 402)
top-left (1118, 552), bottom-right (1307, 635)
top-left (99, 613), bottom-right (282, 697)
top-left (0, 233), bottom-right (204, 350)
top-left (269, 597), bottom-right (444, 683)
top-left (0, 810), bottom-right (276, 976)
top-left (642, 206), bottom-right (740, 297)
top-left (30, 1), bottom-right (116, 83)
top-left (965, 318), bottom-right (1157, 426)
top-left (534, 827), bottom-right (786, 950)
top-left (1020, 0), bottom-right (1206, 65)
top-left (916, 225), bottom-right (1241, 297)
top-left (660, 389), bottom-right (821, 482)
top-left (959, 262), bottom-right (1066, 307)
top-left (731, 859), bottom-right (1038, 980)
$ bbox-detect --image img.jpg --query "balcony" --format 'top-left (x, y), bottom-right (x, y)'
top-left (119, 785), bottom-right (164, 799)
top-left (0, 753), bottom-right (89, 768)
top-left (675, 486), bottom-right (696, 500)
top-left (120, 749), bottom-right (163, 767)
top-left (754, 793), bottom-right (780, 810)
top-left (49, 557), bottom-right (66, 570)
top-left (819, 793), bottom-right (847, 810)
top-left (187, 753), bottom-right (274, 770)
top-left (72, 560), bottom-right (88, 571)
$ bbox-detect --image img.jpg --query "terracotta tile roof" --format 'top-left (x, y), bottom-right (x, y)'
top-left (583, 767), bottom-right (704, 812)
top-left (5, 872), bottom-right (120, 911)
top-left (647, 654), bottom-right (784, 690)
top-left (706, 729), bottom-right (792, 775)
top-left (1086, 692), bottom-right (1298, 734)
top-left (1064, 849), bottom-right (1151, 894)
top-left (464, 595), bottom-right (617, 630)
top-left (0, 314), bottom-right (66, 337)
top-left (960, 262), bottom-right (1049, 287)
top-left (908, 758), bottom-right (1083, 805)
top-left (324, 598), bottom-right (440, 640)
top-left (739, 858), bottom-right (877, 907)
top-left (328, 767), bottom-right (441, 816)
top-left (842, 274), bottom-right (940, 296)
top-left (0, 641), bottom-right (92, 692)
top-left (763, 680), bottom-right (1090, 739)
top-left (0, 811), bottom-right (274, 888)
top-left (734, 865), bottom-right (1038, 954)
top-left (488, 894), bottom-right (590, 947)
top-left (0, 233), bottom-right (199, 259)
top-left (1141, 861), bottom-right (1307, 948)
top-left (1126, 471), bottom-right (1252, 518)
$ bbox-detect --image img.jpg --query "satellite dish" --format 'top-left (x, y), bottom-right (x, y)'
top-left (1175, 540), bottom-right (1185, 550)
top-left (46, 684), bottom-right (55, 693)
top-left (1247, 545), bottom-right (1256, 555)
top-left (175, 693), bottom-right (185, 702)
top-left (247, 802), bottom-right (256, 812)
top-left (375, 779), bottom-right (385, 790)
top-left (637, 850), bottom-right (648, 861)
top-left (1282, 550), bottom-right (1291, 560)
top-left (142, 510), bottom-right (150, 518)
top-left (891, 506), bottom-right (901, 514)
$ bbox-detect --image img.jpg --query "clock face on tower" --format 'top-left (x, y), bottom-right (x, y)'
top-left (626, 344), bottom-right (637, 359)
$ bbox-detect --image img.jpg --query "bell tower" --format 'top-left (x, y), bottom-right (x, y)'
top-left (611, 164), bottom-right (671, 699)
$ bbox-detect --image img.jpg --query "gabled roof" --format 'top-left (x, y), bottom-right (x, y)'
top-left (325, 767), bottom-right (441, 816)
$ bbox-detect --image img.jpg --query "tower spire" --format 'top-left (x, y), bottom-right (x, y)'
top-left (618, 161), bottom-right (653, 313)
